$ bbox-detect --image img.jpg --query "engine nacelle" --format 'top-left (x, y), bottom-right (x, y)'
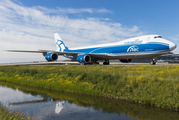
top-left (119, 59), bottom-right (132, 63)
top-left (77, 54), bottom-right (91, 63)
top-left (45, 52), bottom-right (58, 61)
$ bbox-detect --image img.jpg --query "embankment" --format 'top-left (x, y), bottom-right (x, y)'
top-left (1, 81), bottom-right (179, 120)
top-left (0, 65), bottom-right (179, 110)
top-left (0, 104), bottom-right (31, 120)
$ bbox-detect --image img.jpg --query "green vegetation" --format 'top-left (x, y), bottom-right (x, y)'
top-left (0, 65), bottom-right (179, 110)
top-left (1, 81), bottom-right (179, 120)
top-left (0, 104), bottom-right (31, 120)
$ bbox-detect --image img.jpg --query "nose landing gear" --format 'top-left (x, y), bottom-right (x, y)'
top-left (103, 60), bottom-right (109, 65)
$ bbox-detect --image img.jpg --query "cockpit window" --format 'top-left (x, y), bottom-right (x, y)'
top-left (154, 36), bottom-right (162, 38)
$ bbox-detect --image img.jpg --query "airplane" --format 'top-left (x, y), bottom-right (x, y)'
top-left (6, 33), bottom-right (177, 65)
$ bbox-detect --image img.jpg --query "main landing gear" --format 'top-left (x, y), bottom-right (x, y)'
top-left (150, 58), bottom-right (156, 65)
top-left (103, 60), bottom-right (109, 65)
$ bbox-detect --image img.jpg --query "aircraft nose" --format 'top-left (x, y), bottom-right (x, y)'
top-left (169, 42), bottom-right (177, 51)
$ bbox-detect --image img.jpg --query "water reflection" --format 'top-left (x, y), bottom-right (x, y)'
top-left (55, 101), bottom-right (66, 114)
top-left (0, 81), bottom-right (179, 120)
top-left (45, 97), bottom-right (66, 114)
top-left (6, 96), bottom-right (66, 115)
top-left (0, 85), bottom-right (42, 104)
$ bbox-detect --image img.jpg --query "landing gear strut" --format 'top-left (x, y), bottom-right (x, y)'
top-left (94, 61), bottom-right (99, 64)
top-left (150, 58), bottom-right (156, 65)
top-left (103, 60), bottom-right (109, 65)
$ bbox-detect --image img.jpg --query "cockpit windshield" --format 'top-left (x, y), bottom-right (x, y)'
top-left (154, 36), bottom-right (162, 38)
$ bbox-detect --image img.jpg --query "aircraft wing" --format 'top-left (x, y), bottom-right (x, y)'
top-left (5, 50), bottom-right (49, 53)
top-left (5, 50), bottom-right (109, 57)
top-left (5, 50), bottom-right (80, 55)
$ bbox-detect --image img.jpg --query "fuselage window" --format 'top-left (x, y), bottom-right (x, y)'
top-left (154, 36), bottom-right (162, 38)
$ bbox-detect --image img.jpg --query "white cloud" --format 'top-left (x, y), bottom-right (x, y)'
top-left (171, 37), bottom-right (178, 41)
top-left (35, 6), bottom-right (112, 14)
top-left (0, 0), bottom-right (143, 63)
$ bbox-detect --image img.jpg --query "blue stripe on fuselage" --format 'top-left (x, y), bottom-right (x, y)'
top-left (64, 42), bottom-right (169, 54)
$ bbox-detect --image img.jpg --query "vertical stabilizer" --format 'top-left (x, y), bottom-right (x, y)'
top-left (54, 33), bottom-right (68, 52)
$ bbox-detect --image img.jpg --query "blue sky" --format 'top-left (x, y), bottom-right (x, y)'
top-left (0, 0), bottom-right (179, 63)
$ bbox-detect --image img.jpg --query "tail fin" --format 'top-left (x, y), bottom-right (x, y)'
top-left (54, 33), bottom-right (68, 52)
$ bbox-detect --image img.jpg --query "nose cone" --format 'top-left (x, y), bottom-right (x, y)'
top-left (169, 42), bottom-right (177, 51)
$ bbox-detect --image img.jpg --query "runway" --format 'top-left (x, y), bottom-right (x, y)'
top-left (0, 61), bottom-right (80, 66)
top-left (0, 60), bottom-right (176, 66)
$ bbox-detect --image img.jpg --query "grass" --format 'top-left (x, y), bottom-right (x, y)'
top-left (0, 65), bottom-right (179, 110)
top-left (0, 104), bottom-right (31, 120)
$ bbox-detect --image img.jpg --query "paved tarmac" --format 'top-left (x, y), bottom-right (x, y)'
top-left (0, 61), bottom-right (80, 66)
top-left (0, 61), bottom-right (178, 66)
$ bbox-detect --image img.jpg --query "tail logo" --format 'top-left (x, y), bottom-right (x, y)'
top-left (56, 40), bottom-right (67, 52)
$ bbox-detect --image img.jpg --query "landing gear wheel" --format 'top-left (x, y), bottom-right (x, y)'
top-left (103, 60), bottom-right (109, 65)
top-left (150, 60), bottom-right (156, 65)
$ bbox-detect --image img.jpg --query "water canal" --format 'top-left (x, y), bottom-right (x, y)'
top-left (0, 81), bottom-right (179, 120)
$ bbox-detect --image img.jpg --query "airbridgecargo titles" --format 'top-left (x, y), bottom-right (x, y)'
top-left (6, 33), bottom-right (177, 65)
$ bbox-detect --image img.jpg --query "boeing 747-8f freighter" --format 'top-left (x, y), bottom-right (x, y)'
top-left (6, 33), bottom-right (177, 65)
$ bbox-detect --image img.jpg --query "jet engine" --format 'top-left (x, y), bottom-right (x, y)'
top-left (45, 52), bottom-right (58, 61)
top-left (77, 54), bottom-right (91, 63)
top-left (119, 59), bottom-right (132, 63)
